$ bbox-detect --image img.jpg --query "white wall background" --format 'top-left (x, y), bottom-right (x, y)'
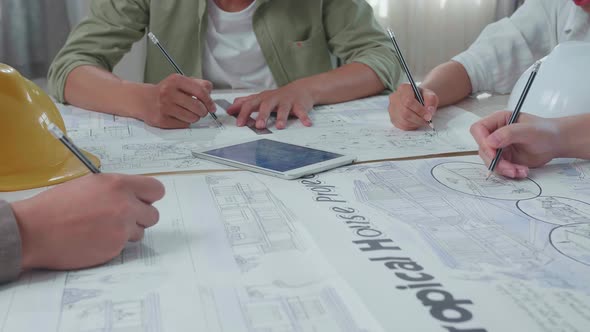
top-left (367, 0), bottom-right (519, 78)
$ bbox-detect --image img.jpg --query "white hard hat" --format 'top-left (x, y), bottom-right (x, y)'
top-left (507, 42), bottom-right (590, 118)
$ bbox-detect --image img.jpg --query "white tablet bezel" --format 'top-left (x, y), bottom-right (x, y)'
top-left (192, 138), bottom-right (356, 180)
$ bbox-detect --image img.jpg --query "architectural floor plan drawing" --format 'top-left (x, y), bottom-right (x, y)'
top-left (336, 158), bottom-right (590, 284)
top-left (198, 280), bottom-right (383, 332)
top-left (431, 162), bottom-right (542, 200)
top-left (271, 105), bottom-right (480, 161)
top-left (277, 155), bottom-right (590, 331)
top-left (517, 196), bottom-right (590, 225)
top-left (204, 174), bottom-right (305, 272)
top-left (0, 173), bottom-right (385, 332)
top-left (56, 94), bottom-right (483, 175)
top-left (58, 292), bottom-right (163, 332)
top-left (80, 141), bottom-right (232, 174)
top-left (550, 223), bottom-right (590, 266)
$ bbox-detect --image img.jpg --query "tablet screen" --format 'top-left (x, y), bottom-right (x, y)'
top-left (203, 139), bottom-right (343, 172)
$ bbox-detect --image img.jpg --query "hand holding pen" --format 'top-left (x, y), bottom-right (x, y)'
top-left (485, 61), bottom-right (542, 179)
top-left (386, 28), bottom-right (436, 132)
top-left (148, 32), bottom-right (222, 128)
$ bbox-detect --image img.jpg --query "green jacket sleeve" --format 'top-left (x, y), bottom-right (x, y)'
top-left (47, 0), bottom-right (150, 102)
top-left (323, 0), bottom-right (400, 92)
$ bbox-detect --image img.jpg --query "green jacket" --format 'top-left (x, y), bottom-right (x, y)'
top-left (48, 0), bottom-right (400, 102)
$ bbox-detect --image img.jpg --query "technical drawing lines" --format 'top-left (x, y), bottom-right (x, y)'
top-left (58, 292), bottom-right (163, 332)
top-left (199, 283), bottom-right (372, 332)
top-left (206, 175), bottom-right (305, 272)
top-left (550, 223), bottom-right (590, 267)
top-left (352, 165), bottom-right (551, 271)
top-left (432, 162), bottom-right (542, 200)
top-left (517, 196), bottom-right (590, 225)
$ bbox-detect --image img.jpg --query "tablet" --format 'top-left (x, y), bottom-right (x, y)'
top-left (192, 138), bottom-right (355, 179)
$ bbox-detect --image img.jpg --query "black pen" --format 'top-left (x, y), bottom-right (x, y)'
top-left (486, 60), bottom-right (542, 180)
top-left (148, 32), bottom-right (222, 127)
top-left (47, 121), bottom-right (101, 174)
top-left (386, 27), bottom-right (435, 131)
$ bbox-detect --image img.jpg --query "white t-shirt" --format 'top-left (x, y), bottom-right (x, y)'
top-left (452, 0), bottom-right (590, 94)
top-left (202, 0), bottom-right (277, 89)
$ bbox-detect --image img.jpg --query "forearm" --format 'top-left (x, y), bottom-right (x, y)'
top-left (420, 61), bottom-right (472, 107)
top-left (64, 66), bottom-right (155, 119)
top-left (294, 63), bottom-right (385, 105)
top-left (556, 114), bottom-right (590, 159)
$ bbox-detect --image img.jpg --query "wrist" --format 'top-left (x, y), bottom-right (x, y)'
top-left (289, 78), bottom-right (320, 105)
top-left (551, 116), bottom-right (590, 159)
top-left (119, 81), bottom-right (157, 120)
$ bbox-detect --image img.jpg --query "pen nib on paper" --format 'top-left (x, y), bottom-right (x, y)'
top-left (428, 120), bottom-right (435, 131)
top-left (485, 171), bottom-right (493, 181)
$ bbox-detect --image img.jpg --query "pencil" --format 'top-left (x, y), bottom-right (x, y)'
top-left (386, 28), bottom-right (435, 131)
top-left (486, 60), bottom-right (542, 180)
top-left (47, 122), bottom-right (101, 174)
top-left (148, 32), bottom-right (222, 127)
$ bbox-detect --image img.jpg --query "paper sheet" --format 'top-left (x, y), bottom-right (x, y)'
top-left (2, 156), bottom-right (589, 331)
top-left (0, 173), bottom-right (384, 332)
top-left (58, 93), bottom-right (481, 175)
top-left (58, 103), bottom-right (255, 174)
top-left (271, 156), bottom-right (590, 331)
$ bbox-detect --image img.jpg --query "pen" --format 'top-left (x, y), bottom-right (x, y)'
top-left (47, 121), bottom-right (101, 174)
top-left (486, 60), bottom-right (542, 180)
top-left (386, 28), bottom-right (435, 131)
top-left (147, 32), bottom-right (222, 127)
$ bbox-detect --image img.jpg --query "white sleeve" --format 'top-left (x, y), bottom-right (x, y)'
top-left (452, 0), bottom-right (557, 94)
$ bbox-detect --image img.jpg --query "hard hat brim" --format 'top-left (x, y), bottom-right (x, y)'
top-left (0, 150), bottom-right (101, 192)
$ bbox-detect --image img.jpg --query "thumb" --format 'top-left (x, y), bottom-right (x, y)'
top-left (422, 89), bottom-right (439, 118)
top-left (486, 123), bottom-right (535, 149)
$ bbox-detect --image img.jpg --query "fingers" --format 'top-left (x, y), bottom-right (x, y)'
top-left (124, 176), bottom-right (166, 204)
top-left (470, 119), bottom-right (493, 151)
top-left (168, 104), bottom-right (202, 124)
top-left (171, 91), bottom-right (209, 118)
top-left (257, 99), bottom-right (279, 129)
top-left (389, 84), bottom-right (432, 131)
top-left (478, 144), bottom-right (529, 179)
top-left (226, 97), bottom-right (248, 115)
top-left (422, 89), bottom-right (439, 122)
top-left (485, 122), bottom-right (535, 149)
top-left (175, 76), bottom-right (216, 112)
top-left (128, 226), bottom-right (145, 242)
top-left (135, 203), bottom-right (160, 228)
top-left (473, 111), bottom-right (512, 138)
top-left (292, 104), bottom-right (312, 127)
top-left (275, 103), bottom-right (291, 129)
top-left (236, 98), bottom-right (261, 127)
top-left (157, 116), bottom-right (191, 129)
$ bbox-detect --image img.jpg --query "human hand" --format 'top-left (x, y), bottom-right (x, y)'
top-left (388, 83), bottom-right (439, 131)
top-left (11, 174), bottom-right (165, 270)
top-left (143, 74), bottom-right (216, 129)
top-left (226, 83), bottom-right (314, 130)
top-left (470, 111), bottom-right (562, 178)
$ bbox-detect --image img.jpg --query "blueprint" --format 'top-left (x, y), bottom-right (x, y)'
top-left (273, 156), bottom-right (590, 331)
top-left (0, 173), bottom-right (384, 332)
top-left (220, 94), bottom-right (482, 161)
top-left (2, 157), bottom-right (590, 331)
top-left (57, 94), bottom-right (481, 175)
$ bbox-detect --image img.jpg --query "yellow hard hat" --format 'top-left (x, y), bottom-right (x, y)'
top-left (0, 63), bottom-right (100, 192)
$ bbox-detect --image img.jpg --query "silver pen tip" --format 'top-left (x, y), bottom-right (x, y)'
top-left (485, 171), bottom-right (493, 181)
top-left (147, 32), bottom-right (159, 45)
